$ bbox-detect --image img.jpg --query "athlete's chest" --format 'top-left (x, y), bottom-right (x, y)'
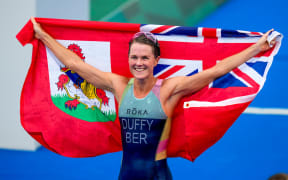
top-left (119, 87), bottom-right (166, 119)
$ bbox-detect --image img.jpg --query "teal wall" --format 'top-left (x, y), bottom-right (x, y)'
top-left (90, 0), bottom-right (227, 26)
top-left (90, 0), bottom-right (128, 21)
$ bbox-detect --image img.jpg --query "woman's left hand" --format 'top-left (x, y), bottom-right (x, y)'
top-left (255, 29), bottom-right (276, 52)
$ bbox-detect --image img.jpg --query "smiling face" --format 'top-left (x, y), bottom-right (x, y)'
top-left (128, 42), bottom-right (160, 80)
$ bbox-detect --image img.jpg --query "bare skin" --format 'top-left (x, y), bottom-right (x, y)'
top-left (31, 17), bottom-right (276, 117)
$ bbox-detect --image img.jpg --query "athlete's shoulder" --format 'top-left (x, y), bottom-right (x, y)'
top-left (109, 74), bottom-right (130, 102)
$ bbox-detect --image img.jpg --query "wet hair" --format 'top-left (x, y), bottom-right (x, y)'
top-left (269, 173), bottom-right (288, 180)
top-left (128, 32), bottom-right (160, 58)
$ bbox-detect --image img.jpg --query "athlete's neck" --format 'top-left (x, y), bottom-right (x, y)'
top-left (133, 77), bottom-right (157, 98)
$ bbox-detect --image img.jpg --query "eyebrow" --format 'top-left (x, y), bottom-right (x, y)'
top-left (129, 55), bottom-right (150, 58)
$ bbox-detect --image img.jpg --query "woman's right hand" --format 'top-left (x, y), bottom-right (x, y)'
top-left (30, 16), bottom-right (46, 40)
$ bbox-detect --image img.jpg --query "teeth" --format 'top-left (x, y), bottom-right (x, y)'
top-left (135, 68), bottom-right (145, 72)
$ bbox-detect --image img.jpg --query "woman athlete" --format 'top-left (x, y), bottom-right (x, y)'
top-left (31, 17), bottom-right (276, 180)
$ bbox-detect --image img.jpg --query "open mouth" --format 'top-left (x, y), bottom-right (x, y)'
top-left (134, 66), bottom-right (146, 72)
top-left (135, 68), bottom-right (145, 72)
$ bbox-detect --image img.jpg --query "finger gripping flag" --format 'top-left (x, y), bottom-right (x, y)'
top-left (16, 18), bottom-right (282, 161)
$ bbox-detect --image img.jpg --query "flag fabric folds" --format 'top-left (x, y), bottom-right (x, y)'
top-left (17, 18), bottom-right (282, 161)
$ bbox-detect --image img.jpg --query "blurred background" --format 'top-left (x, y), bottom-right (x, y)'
top-left (0, 0), bottom-right (287, 179)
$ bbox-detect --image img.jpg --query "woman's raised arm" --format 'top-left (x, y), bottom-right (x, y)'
top-left (161, 29), bottom-right (276, 115)
top-left (31, 17), bottom-right (128, 100)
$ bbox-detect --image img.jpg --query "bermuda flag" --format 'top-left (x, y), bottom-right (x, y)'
top-left (16, 18), bottom-right (282, 161)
